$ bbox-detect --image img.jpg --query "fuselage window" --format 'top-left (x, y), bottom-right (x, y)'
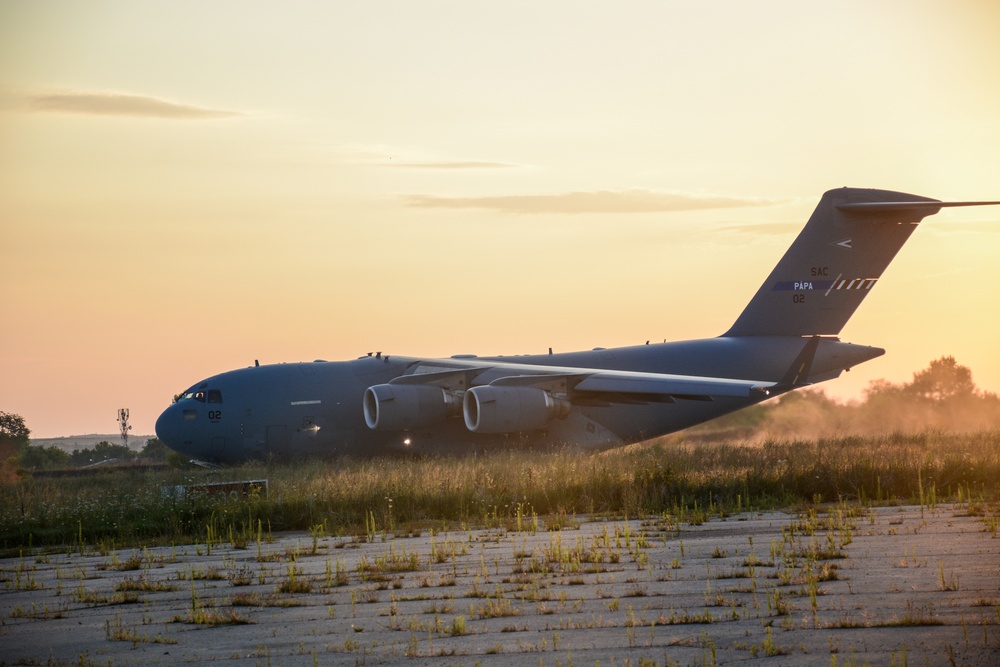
top-left (208, 390), bottom-right (223, 404)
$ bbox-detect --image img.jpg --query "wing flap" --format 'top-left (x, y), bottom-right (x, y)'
top-left (574, 373), bottom-right (770, 399)
top-left (488, 368), bottom-right (771, 401)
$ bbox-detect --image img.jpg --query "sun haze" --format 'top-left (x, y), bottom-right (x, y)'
top-left (1, 1), bottom-right (998, 438)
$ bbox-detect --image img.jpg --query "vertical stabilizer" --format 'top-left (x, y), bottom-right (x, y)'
top-left (723, 188), bottom-right (997, 337)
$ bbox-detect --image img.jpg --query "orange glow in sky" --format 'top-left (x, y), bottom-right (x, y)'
top-left (2, 1), bottom-right (999, 438)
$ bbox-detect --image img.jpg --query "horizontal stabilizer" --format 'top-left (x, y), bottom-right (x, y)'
top-left (838, 200), bottom-right (1000, 216)
top-left (837, 200), bottom-right (1000, 223)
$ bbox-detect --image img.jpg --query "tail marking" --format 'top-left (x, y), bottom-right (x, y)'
top-left (771, 278), bottom-right (877, 292)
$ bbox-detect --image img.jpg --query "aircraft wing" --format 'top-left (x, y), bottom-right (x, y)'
top-left (394, 358), bottom-right (774, 402)
top-left (363, 339), bottom-right (819, 433)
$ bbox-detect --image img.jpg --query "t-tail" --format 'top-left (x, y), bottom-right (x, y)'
top-left (724, 187), bottom-right (1000, 337)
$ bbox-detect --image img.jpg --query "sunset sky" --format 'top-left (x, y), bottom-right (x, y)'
top-left (2, 1), bottom-right (999, 439)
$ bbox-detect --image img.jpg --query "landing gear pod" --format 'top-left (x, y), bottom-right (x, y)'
top-left (463, 386), bottom-right (571, 433)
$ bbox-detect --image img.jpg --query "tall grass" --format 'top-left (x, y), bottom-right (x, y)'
top-left (2, 430), bottom-right (998, 551)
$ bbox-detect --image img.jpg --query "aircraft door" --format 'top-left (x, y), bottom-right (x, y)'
top-left (266, 425), bottom-right (287, 454)
top-left (237, 409), bottom-right (257, 459)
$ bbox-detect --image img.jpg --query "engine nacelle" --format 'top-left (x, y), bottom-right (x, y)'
top-left (364, 384), bottom-right (460, 431)
top-left (463, 386), bottom-right (571, 434)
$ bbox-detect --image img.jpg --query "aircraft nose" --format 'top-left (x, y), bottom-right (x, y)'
top-left (155, 403), bottom-right (190, 457)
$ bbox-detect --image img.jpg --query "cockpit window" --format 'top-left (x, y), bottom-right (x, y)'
top-left (179, 383), bottom-right (211, 403)
top-left (208, 390), bottom-right (223, 404)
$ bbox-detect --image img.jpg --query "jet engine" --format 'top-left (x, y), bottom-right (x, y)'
top-left (463, 386), bottom-right (571, 433)
top-left (364, 384), bottom-right (461, 431)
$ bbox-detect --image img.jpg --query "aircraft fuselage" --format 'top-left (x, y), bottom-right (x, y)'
top-left (155, 336), bottom-right (881, 464)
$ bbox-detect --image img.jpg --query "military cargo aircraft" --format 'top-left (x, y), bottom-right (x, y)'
top-left (155, 187), bottom-right (998, 464)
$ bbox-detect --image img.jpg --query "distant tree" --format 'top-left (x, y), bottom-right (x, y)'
top-left (0, 411), bottom-right (31, 462)
top-left (718, 355), bottom-right (999, 439)
top-left (854, 356), bottom-right (998, 432)
top-left (20, 444), bottom-right (69, 470)
top-left (139, 437), bottom-right (169, 461)
top-left (166, 450), bottom-right (192, 469)
top-left (863, 377), bottom-right (906, 400)
top-left (67, 441), bottom-right (135, 467)
top-left (907, 355), bottom-right (977, 402)
top-left (67, 447), bottom-right (91, 468)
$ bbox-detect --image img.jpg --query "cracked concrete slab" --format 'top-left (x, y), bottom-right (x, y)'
top-left (1, 503), bottom-right (998, 665)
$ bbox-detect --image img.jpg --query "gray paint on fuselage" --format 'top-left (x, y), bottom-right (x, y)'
top-left (158, 337), bottom-right (881, 464)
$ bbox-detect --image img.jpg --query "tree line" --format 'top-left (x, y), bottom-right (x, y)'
top-left (21, 437), bottom-right (173, 469)
top-left (1, 412), bottom-right (175, 472)
top-left (689, 355), bottom-right (1000, 441)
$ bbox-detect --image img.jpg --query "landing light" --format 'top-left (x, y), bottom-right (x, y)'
top-left (403, 437), bottom-right (412, 446)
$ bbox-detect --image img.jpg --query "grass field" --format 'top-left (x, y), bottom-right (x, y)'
top-left (2, 429), bottom-right (998, 552)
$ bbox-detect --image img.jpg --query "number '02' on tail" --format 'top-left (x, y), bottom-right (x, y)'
top-left (723, 187), bottom-right (1000, 338)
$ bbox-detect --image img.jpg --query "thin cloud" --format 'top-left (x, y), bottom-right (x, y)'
top-left (29, 91), bottom-right (241, 119)
top-left (404, 189), bottom-right (777, 215)
top-left (380, 160), bottom-right (517, 169)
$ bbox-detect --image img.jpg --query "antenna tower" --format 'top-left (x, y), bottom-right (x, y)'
top-left (118, 408), bottom-right (132, 449)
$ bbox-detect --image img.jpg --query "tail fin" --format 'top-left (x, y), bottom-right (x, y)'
top-left (723, 187), bottom-right (999, 337)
